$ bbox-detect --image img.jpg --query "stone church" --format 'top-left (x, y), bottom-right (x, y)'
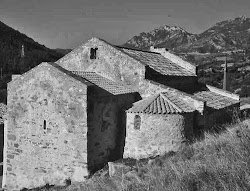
top-left (2, 37), bottom-right (239, 190)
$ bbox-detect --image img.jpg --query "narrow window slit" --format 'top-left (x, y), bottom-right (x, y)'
top-left (134, 115), bottom-right (141, 130)
top-left (44, 120), bottom-right (47, 130)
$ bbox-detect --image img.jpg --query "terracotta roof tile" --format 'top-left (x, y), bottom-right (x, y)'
top-left (117, 47), bottom-right (195, 77)
top-left (127, 92), bottom-right (195, 114)
top-left (194, 91), bottom-right (239, 109)
top-left (72, 71), bottom-right (136, 95)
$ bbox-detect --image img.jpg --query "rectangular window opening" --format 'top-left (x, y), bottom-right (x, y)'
top-left (44, 120), bottom-right (47, 130)
top-left (90, 48), bottom-right (98, 59)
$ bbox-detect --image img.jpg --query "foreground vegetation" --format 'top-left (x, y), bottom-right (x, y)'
top-left (28, 118), bottom-right (250, 191)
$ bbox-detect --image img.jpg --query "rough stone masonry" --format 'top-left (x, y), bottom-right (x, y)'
top-left (3, 63), bottom-right (89, 190)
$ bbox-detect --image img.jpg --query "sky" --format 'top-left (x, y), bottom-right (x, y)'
top-left (1, 0), bottom-right (250, 49)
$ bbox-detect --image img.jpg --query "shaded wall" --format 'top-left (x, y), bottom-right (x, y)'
top-left (204, 104), bottom-right (240, 129)
top-left (0, 123), bottom-right (3, 175)
top-left (193, 103), bottom-right (240, 138)
top-left (145, 66), bottom-right (198, 93)
top-left (124, 113), bottom-right (194, 159)
top-left (3, 64), bottom-right (88, 190)
top-left (87, 87), bottom-right (139, 172)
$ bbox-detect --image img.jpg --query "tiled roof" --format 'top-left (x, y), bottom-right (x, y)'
top-left (194, 91), bottom-right (239, 109)
top-left (72, 71), bottom-right (136, 95)
top-left (127, 92), bottom-right (195, 114)
top-left (117, 47), bottom-right (195, 77)
top-left (161, 91), bottom-right (196, 112)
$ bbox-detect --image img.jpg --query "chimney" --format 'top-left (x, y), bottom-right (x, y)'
top-left (223, 57), bottom-right (230, 91)
top-left (12, 74), bottom-right (21, 81)
top-left (149, 46), bottom-right (168, 54)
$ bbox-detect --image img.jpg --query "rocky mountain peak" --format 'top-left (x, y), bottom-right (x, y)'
top-left (124, 16), bottom-right (250, 53)
top-left (124, 25), bottom-right (197, 50)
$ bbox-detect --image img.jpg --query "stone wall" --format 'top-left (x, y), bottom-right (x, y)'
top-left (56, 37), bottom-right (199, 95)
top-left (56, 38), bottom-right (145, 89)
top-left (138, 80), bottom-right (169, 98)
top-left (0, 124), bottom-right (3, 174)
top-left (3, 63), bottom-right (89, 190)
top-left (87, 87), bottom-right (139, 172)
top-left (193, 103), bottom-right (240, 138)
top-left (124, 113), bottom-right (194, 159)
top-left (205, 104), bottom-right (240, 129)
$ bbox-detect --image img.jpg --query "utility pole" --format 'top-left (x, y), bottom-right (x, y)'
top-left (20, 44), bottom-right (25, 74)
top-left (21, 44), bottom-right (25, 58)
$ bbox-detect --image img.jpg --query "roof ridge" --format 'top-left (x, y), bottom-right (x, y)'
top-left (160, 92), bottom-right (183, 113)
top-left (206, 85), bottom-right (239, 101)
top-left (142, 94), bottom-right (162, 113)
top-left (56, 38), bottom-right (96, 63)
top-left (72, 71), bottom-right (96, 74)
top-left (116, 46), bottom-right (161, 54)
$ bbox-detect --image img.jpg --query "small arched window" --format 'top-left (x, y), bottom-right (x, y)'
top-left (134, 115), bottom-right (141, 130)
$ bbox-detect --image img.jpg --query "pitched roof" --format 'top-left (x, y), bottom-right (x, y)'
top-left (194, 91), bottom-right (239, 109)
top-left (127, 92), bottom-right (195, 114)
top-left (72, 71), bottom-right (136, 95)
top-left (56, 37), bottom-right (196, 77)
top-left (117, 47), bottom-right (195, 77)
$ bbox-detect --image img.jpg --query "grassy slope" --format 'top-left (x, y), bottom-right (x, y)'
top-left (30, 119), bottom-right (250, 191)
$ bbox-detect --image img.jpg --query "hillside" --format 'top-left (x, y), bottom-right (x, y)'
top-left (124, 16), bottom-right (250, 95)
top-left (53, 48), bottom-right (72, 55)
top-left (124, 16), bottom-right (250, 54)
top-left (184, 16), bottom-right (250, 53)
top-left (0, 20), bottom-right (66, 88)
top-left (26, 119), bottom-right (250, 191)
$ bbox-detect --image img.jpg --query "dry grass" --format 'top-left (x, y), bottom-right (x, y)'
top-left (30, 119), bottom-right (250, 191)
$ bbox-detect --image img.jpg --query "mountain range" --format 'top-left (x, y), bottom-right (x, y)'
top-left (123, 16), bottom-right (250, 53)
top-left (1, 16), bottom-right (250, 90)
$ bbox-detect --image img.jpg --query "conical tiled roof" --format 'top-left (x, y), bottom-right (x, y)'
top-left (127, 92), bottom-right (195, 114)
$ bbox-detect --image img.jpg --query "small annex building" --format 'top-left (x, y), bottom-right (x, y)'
top-left (125, 91), bottom-right (196, 159)
top-left (124, 85), bottom-right (239, 159)
top-left (3, 37), bottom-right (240, 190)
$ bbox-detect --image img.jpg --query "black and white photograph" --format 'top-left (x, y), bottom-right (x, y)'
top-left (0, 0), bottom-right (250, 190)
